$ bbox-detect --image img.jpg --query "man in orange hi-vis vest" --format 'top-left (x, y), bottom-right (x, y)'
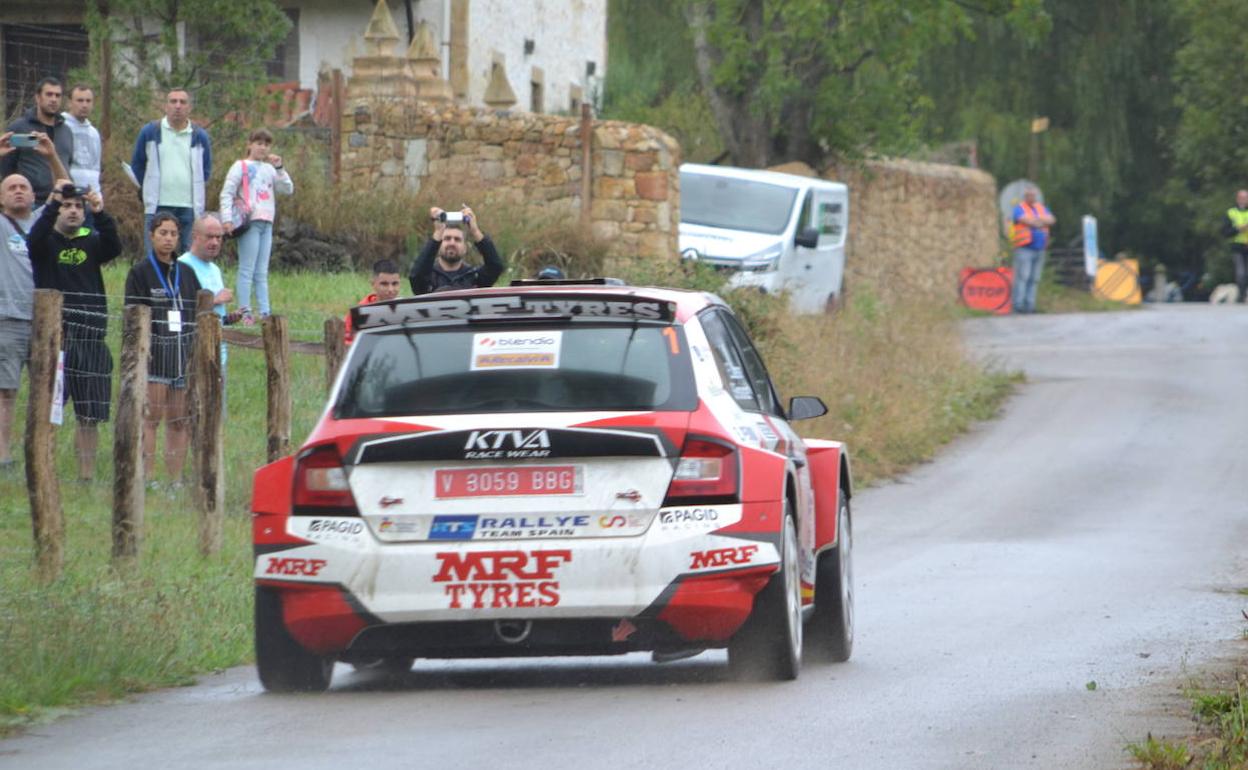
top-left (1011, 186), bottom-right (1056, 313)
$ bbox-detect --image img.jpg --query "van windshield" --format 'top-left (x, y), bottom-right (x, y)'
top-left (680, 172), bottom-right (798, 235)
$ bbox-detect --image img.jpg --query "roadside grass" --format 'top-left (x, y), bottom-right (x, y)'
top-left (1037, 275), bottom-right (1136, 314)
top-left (1128, 673), bottom-right (1248, 769)
top-left (0, 254), bottom-right (1014, 732)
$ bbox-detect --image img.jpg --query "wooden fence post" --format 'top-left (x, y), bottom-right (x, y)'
top-left (580, 101), bottom-right (593, 236)
top-left (190, 310), bottom-right (224, 555)
top-left (25, 289), bottom-right (64, 580)
top-left (263, 316), bottom-right (291, 463)
top-left (324, 317), bottom-right (346, 394)
top-left (331, 69), bottom-right (344, 186)
top-left (195, 289), bottom-right (214, 316)
top-left (113, 304), bottom-right (150, 562)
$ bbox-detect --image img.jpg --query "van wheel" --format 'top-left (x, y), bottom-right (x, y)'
top-left (728, 508), bottom-right (802, 681)
top-left (809, 490), bottom-right (853, 662)
top-left (255, 587), bottom-right (334, 693)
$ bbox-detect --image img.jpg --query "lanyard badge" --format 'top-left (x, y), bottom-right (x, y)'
top-left (147, 252), bottom-right (183, 332)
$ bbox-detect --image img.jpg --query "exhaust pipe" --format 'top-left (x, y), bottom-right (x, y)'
top-left (494, 620), bottom-right (532, 644)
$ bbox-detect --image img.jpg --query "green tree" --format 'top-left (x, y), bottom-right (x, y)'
top-left (602, 0), bottom-right (724, 163)
top-left (921, 0), bottom-right (1187, 267)
top-left (86, 0), bottom-right (291, 123)
top-left (683, 0), bottom-right (1046, 168)
top-left (1171, 0), bottom-right (1248, 281)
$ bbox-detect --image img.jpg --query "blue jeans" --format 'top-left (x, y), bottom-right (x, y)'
top-left (1012, 247), bottom-right (1046, 313)
top-left (144, 206), bottom-right (195, 256)
top-left (236, 221), bottom-right (274, 315)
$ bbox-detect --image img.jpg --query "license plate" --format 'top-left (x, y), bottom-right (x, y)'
top-left (435, 465), bottom-right (583, 499)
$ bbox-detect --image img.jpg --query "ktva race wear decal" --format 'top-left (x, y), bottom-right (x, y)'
top-left (352, 427), bottom-right (673, 463)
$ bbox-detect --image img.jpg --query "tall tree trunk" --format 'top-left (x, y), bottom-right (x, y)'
top-left (686, 0), bottom-right (772, 167)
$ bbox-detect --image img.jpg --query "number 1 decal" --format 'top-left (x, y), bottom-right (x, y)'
top-left (662, 327), bottom-right (680, 355)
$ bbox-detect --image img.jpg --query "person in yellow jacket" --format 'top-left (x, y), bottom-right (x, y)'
top-left (1222, 189), bottom-right (1248, 303)
top-left (1010, 186), bottom-right (1056, 313)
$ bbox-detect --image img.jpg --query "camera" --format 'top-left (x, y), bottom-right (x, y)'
top-left (439, 211), bottom-right (469, 225)
top-left (59, 183), bottom-right (88, 198)
top-left (9, 133), bottom-right (39, 149)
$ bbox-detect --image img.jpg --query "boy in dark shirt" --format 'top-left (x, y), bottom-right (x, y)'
top-left (26, 180), bottom-right (121, 480)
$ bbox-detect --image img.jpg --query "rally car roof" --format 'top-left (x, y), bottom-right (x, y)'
top-left (348, 283), bottom-right (726, 333)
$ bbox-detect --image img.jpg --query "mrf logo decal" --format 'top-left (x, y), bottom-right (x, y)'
top-left (463, 429), bottom-right (551, 459)
top-left (433, 550), bottom-right (571, 609)
top-left (266, 557), bottom-right (327, 577)
top-left (689, 544), bottom-right (758, 570)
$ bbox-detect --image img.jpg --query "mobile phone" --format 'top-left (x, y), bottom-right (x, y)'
top-left (9, 133), bottom-right (38, 149)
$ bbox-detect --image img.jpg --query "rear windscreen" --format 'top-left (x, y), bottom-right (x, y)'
top-left (336, 324), bottom-right (697, 417)
top-left (680, 172), bottom-right (798, 235)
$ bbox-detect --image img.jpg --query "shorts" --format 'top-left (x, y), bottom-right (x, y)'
top-left (64, 324), bottom-right (113, 423)
top-left (149, 325), bottom-right (194, 388)
top-left (0, 317), bottom-right (31, 390)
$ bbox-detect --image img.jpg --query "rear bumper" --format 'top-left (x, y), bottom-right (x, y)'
top-left (254, 502), bottom-right (782, 655)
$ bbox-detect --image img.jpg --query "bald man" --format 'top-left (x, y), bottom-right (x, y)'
top-left (0, 163), bottom-right (41, 467)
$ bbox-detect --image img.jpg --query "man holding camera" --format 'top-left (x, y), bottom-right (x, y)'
top-left (27, 180), bottom-right (122, 481)
top-left (409, 206), bottom-right (504, 294)
top-left (0, 77), bottom-right (74, 205)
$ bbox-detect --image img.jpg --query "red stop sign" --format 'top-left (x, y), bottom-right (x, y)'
top-left (959, 268), bottom-right (1013, 314)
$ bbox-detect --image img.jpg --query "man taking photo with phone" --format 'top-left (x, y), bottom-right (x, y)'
top-left (0, 77), bottom-right (74, 204)
top-left (408, 205), bottom-right (504, 294)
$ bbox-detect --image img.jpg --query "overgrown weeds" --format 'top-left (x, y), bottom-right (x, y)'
top-left (1129, 672), bottom-right (1248, 769)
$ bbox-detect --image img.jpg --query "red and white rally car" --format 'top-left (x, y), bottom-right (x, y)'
top-left (251, 281), bottom-right (854, 691)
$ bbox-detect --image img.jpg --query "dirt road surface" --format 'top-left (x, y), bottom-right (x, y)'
top-left (4, 304), bottom-right (1246, 770)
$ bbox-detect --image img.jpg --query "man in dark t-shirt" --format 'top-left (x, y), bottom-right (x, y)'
top-left (26, 180), bottom-right (121, 480)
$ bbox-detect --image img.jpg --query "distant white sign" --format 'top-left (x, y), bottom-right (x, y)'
top-left (50, 350), bottom-right (64, 425)
top-left (1083, 215), bottom-right (1099, 278)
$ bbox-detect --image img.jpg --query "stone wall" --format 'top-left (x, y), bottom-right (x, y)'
top-left (339, 99), bottom-right (681, 260)
top-left (827, 159), bottom-right (1001, 303)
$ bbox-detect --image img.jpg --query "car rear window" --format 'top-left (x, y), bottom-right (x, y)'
top-left (336, 324), bottom-right (697, 417)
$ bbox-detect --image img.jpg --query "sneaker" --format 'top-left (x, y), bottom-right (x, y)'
top-left (240, 308), bottom-right (256, 327)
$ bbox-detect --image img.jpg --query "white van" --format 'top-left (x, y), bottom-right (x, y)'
top-left (678, 163), bottom-right (850, 314)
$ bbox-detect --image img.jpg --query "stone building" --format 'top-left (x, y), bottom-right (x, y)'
top-left (285, 0), bottom-right (607, 113)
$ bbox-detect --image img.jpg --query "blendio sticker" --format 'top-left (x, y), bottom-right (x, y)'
top-left (471, 331), bottom-right (562, 371)
top-left (433, 549), bottom-right (572, 608)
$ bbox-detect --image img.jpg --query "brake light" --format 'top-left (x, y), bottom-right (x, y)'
top-left (292, 445), bottom-right (359, 514)
top-left (663, 437), bottom-right (739, 504)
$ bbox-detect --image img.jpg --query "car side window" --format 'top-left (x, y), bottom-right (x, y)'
top-left (720, 311), bottom-right (782, 416)
top-left (698, 310), bottom-right (760, 411)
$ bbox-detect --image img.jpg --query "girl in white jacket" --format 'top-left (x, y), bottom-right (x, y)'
top-left (219, 128), bottom-right (293, 323)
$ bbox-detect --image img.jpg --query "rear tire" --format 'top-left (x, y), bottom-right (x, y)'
top-left (809, 489), bottom-right (853, 662)
top-left (255, 587), bottom-right (334, 693)
top-left (728, 510), bottom-right (802, 681)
